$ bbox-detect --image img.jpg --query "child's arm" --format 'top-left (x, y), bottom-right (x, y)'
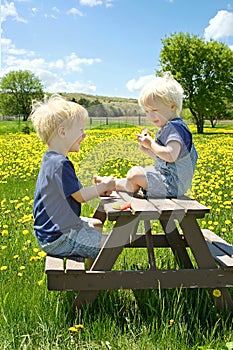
top-left (71, 176), bottom-right (115, 203)
top-left (137, 133), bottom-right (181, 163)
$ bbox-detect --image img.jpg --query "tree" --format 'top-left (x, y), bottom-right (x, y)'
top-left (0, 70), bottom-right (44, 121)
top-left (159, 33), bottom-right (233, 133)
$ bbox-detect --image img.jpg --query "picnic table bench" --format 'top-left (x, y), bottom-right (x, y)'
top-left (45, 191), bottom-right (233, 312)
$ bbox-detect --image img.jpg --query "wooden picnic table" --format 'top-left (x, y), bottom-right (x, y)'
top-left (46, 191), bottom-right (233, 312)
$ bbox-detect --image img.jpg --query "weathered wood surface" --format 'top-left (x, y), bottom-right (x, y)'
top-left (45, 193), bottom-right (233, 311)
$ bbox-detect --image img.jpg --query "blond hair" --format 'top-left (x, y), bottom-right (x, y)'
top-left (138, 72), bottom-right (184, 115)
top-left (30, 94), bottom-right (88, 143)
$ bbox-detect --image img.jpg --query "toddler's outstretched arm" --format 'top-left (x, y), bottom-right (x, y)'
top-left (71, 176), bottom-right (116, 203)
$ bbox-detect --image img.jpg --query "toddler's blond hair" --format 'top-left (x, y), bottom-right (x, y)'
top-left (139, 72), bottom-right (184, 116)
top-left (30, 94), bottom-right (88, 143)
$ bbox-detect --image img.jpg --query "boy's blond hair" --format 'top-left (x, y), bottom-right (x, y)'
top-left (138, 72), bottom-right (184, 116)
top-left (30, 94), bottom-right (88, 143)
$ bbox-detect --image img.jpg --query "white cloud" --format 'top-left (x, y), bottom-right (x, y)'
top-left (105, 0), bottom-right (114, 7)
top-left (1, 37), bottom-right (101, 93)
top-left (0, 0), bottom-right (27, 23)
top-left (1, 37), bottom-right (35, 56)
top-left (31, 7), bottom-right (39, 16)
top-left (67, 8), bottom-right (84, 16)
top-left (79, 0), bottom-right (113, 7)
top-left (65, 53), bottom-right (102, 73)
top-left (126, 74), bottom-right (155, 92)
top-left (36, 70), bottom-right (97, 93)
top-left (204, 10), bottom-right (233, 40)
top-left (80, 0), bottom-right (103, 6)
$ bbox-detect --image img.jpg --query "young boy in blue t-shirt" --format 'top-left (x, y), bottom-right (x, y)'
top-left (31, 95), bottom-right (115, 265)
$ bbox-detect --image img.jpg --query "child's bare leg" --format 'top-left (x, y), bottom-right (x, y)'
top-left (116, 166), bottom-right (147, 194)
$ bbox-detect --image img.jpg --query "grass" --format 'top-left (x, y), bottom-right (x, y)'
top-left (0, 121), bottom-right (233, 349)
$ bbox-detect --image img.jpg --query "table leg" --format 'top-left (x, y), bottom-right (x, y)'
top-left (180, 214), bottom-right (233, 312)
top-left (160, 216), bottom-right (193, 269)
top-left (73, 215), bottom-right (140, 308)
top-left (144, 220), bottom-right (156, 270)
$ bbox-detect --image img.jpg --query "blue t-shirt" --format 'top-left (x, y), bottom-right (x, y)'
top-left (33, 151), bottom-right (83, 243)
top-left (156, 118), bottom-right (192, 158)
top-left (153, 118), bottom-right (198, 197)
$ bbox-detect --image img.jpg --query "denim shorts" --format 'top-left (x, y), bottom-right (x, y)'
top-left (145, 166), bottom-right (177, 199)
top-left (38, 217), bottom-right (101, 259)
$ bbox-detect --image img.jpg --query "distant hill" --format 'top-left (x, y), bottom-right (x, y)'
top-left (61, 92), bottom-right (138, 104)
top-left (61, 93), bottom-right (145, 117)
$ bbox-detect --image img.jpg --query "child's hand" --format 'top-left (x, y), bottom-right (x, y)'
top-left (93, 175), bottom-right (116, 196)
top-left (136, 130), bottom-right (153, 149)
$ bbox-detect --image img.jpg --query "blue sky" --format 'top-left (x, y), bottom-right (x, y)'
top-left (1, 0), bottom-right (233, 98)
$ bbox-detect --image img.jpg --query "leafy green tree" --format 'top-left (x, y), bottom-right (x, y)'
top-left (159, 33), bottom-right (233, 133)
top-left (0, 70), bottom-right (44, 121)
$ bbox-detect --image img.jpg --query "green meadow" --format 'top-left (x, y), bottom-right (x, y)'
top-left (0, 121), bottom-right (233, 350)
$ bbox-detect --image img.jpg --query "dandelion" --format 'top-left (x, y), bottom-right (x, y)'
top-left (1, 230), bottom-right (8, 237)
top-left (23, 229), bottom-right (29, 235)
top-left (169, 319), bottom-right (175, 326)
top-left (68, 327), bottom-right (78, 333)
top-left (0, 266), bottom-right (7, 270)
top-left (213, 289), bottom-right (222, 298)
top-left (38, 251), bottom-right (46, 258)
top-left (68, 324), bottom-right (84, 332)
top-left (30, 256), bottom-right (39, 262)
top-left (17, 272), bottom-right (23, 277)
top-left (13, 255), bottom-right (19, 259)
top-left (19, 265), bottom-right (26, 270)
top-left (1, 245), bottom-right (7, 250)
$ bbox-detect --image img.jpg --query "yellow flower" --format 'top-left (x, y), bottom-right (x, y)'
top-left (23, 229), bottom-right (29, 235)
top-left (75, 324), bottom-right (84, 329)
top-left (19, 265), bottom-right (25, 270)
top-left (30, 256), bottom-right (39, 262)
top-left (38, 279), bottom-right (43, 286)
top-left (1, 230), bottom-right (8, 236)
top-left (213, 289), bottom-right (222, 298)
top-left (68, 324), bottom-right (84, 332)
top-left (1, 245), bottom-right (7, 250)
top-left (169, 319), bottom-right (175, 326)
top-left (0, 266), bottom-right (7, 270)
top-left (17, 272), bottom-right (23, 277)
top-left (13, 255), bottom-right (19, 259)
top-left (38, 251), bottom-right (46, 258)
top-left (68, 327), bottom-right (78, 332)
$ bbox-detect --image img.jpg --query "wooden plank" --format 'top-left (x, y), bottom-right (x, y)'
top-left (73, 214), bottom-right (140, 307)
top-left (46, 268), bottom-right (233, 291)
top-left (171, 197), bottom-right (209, 218)
top-left (45, 256), bottom-right (64, 274)
top-left (160, 218), bottom-right (193, 269)
top-left (179, 215), bottom-right (217, 268)
top-left (66, 258), bottom-right (85, 274)
top-left (102, 194), bottom-right (159, 220)
top-left (148, 198), bottom-right (185, 215)
top-left (205, 241), bottom-right (233, 267)
top-left (125, 233), bottom-right (171, 248)
top-left (202, 229), bottom-right (233, 258)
